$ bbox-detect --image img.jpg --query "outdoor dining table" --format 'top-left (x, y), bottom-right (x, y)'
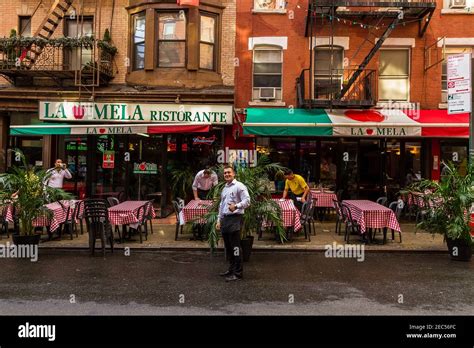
top-left (271, 199), bottom-right (302, 232)
top-left (108, 200), bottom-right (155, 228)
top-left (342, 200), bottom-right (401, 243)
top-left (182, 200), bottom-right (213, 224)
top-left (310, 190), bottom-right (337, 208)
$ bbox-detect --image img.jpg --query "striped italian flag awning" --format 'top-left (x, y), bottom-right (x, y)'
top-left (242, 108), bottom-right (470, 138)
top-left (10, 124), bottom-right (211, 135)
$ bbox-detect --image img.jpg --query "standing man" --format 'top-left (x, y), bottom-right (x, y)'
top-left (282, 169), bottom-right (310, 210)
top-left (192, 167), bottom-right (218, 200)
top-left (216, 165), bottom-right (250, 282)
top-left (46, 159), bottom-right (72, 189)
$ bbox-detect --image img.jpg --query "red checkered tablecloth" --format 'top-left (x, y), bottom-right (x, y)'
top-left (310, 190), bottom-right (338, 208)
top-left (342, 200), bottom-right (401, 234)
top-left (271, 199), bottom-right (301, 231)
top-left (32, 201), bottom-right (69, 232)
top-left (182, 200), bottom-right (213, 224)
top-left (2, 204), bottom-right (14, 223)
top-left (108, 200), bottom-right (155, 226)
top-left (2, 200), bottom-right (81, 233)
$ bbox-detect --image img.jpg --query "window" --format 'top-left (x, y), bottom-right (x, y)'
top-left (313, 46), bottom-right (343, 99)
top-left (254, 0), bottom-right (286, 10)
top-left (132, 12), bottom-right (146, 70)
top-left (200, 14), bottom-right (216, 70)
top-left (65, 18), bottom-right (93, 70)
top-left (158, 12), bottom-right (186, 68)
top-left (379, 49), bottom-right (410, 101)
top-left (19, 16), bottom-right (31, 37)
top-left (441, 47), bottom-right (472, 103)
top-left (252, 45), bottom-right (282, 101)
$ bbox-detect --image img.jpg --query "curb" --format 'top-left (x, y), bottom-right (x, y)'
top-left (36, 245), bottom-right (449, 254)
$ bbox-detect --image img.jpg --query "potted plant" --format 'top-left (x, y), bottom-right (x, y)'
top-left (416, 161), bottom-right (473, 261)
top-left (204, 156), bottom-right (287, 261)
top-left (169, 163), bottom-right (195, 201)
top-left (0, 150), bottom-right (72, 245)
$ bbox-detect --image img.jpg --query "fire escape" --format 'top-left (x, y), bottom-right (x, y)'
top-left (297, 0), bottom-right (436, 109)
top-left (0, 0), bottom-right (114, 87)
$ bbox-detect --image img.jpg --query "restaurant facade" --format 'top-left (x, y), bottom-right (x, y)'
top-left (235, 0), bottom-right (473, 201)
top-left (0, 0), bottom-right (241, 216)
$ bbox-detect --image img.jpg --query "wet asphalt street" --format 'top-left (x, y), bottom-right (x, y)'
top-left (0, 249), bottom-right (473, 315)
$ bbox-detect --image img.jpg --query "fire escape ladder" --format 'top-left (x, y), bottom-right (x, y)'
top-left (338, 14), bottom-right (401, 100)
top-left (418, 8), bottom-right (435, 38)
top-left (22, 0), bottom-right (74, 68)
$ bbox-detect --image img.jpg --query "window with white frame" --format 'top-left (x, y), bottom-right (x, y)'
top-left (441, 47), bottom-right (472, 103)
top-left (252, 45), bottom-right (283, 101)
top-left (253, 0), bottom-right (286, 11)
top-left (378, 49), bottom-right (410, 101)
top-left (444, 0), bottom-right (469, 9)
top-left (313, 46), bottom-right (344, 100)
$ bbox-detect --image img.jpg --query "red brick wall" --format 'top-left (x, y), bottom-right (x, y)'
top-left (235, 0), bottom-right (474, 110)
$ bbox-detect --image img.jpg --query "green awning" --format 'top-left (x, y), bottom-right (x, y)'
top-left (243, 108), bottom-right (332, 136)
top-left (10, 125), bottom-right (72, 135)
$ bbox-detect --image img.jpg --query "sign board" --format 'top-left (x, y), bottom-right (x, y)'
top-left (40, 101), bottom-right (233, 125)
top-left (133, 162), bottom-right (158, 174)
top-left (447, 53), bottom-right (472, 114)
top-left (103, 151), bottom-right (115, 169)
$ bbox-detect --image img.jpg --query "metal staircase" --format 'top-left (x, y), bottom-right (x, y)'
top-left (298, 0), bottom-right (436, 109)
top-left (21, 0), bottom-right (74, 68)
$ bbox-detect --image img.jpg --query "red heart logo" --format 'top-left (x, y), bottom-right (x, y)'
top-left (344, 110), bottom-right (384, 123)
top-left (139, 163), bottom-right (146, 170)
top-left (99, 128), bottom-right (106, 134)
top-left (366, 129), bottom-right (374, 135)
top-left (72, 105), bottom-right (85, 120)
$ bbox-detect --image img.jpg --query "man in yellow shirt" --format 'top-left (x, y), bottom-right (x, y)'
top-left (282, 169), bottom-right (310, 210)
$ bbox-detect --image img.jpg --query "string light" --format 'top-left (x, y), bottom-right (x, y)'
top-left (316, 12), bottom-right (424, 30)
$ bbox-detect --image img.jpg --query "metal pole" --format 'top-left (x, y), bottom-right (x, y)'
top-left (470, 57), bottom-right (474, 163)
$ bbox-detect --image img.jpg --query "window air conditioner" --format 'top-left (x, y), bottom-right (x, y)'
top-left (450, 0), bottom-right (466, 8)
top-left (259, 88), bottom-right (276, 100)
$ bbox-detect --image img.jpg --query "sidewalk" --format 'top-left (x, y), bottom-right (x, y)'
top-left (0, 217), bottom-right (447, 252)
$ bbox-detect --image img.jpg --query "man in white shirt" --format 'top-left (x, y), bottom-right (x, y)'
top-left (46, 159), bottom-right (72, 189)
top-left (192, 167), bottom-right (218, 200)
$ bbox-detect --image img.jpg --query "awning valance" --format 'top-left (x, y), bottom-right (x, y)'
top-left (10, 123), bottom-right (211, 136)
top-left (243, 108), bottom-right (470, 138)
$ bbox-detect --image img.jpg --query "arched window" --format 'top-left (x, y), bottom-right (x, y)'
top-left (252, 45), bottom-right (283, 101)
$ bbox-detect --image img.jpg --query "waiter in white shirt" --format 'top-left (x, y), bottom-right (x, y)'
top-left (192, 167), bottom-right (218, 200)
top-left (46, 159), bottom-right (72, 189)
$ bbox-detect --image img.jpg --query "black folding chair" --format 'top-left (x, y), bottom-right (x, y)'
top-left (172, 200), bottom-right (184, 241)
top-left (341, 204), bottom-right (362, 244)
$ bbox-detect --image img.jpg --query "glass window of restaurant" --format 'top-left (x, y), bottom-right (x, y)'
top-left (441, 141), bottom-right (468, 175)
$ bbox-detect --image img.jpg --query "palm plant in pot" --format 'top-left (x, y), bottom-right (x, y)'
top-left (416, 161), bottom-right (474, 261)
top-left (0, 150), bottom-right (72, 244)
top-left (204, 156), bottom-right (287, 261)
